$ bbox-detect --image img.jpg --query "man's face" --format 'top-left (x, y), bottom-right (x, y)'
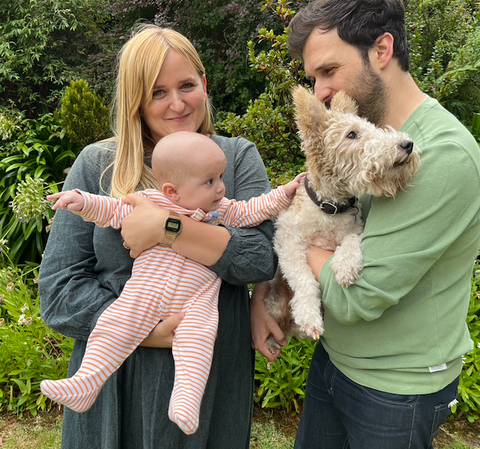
top-left (303, 28), bottom-right (388, 126)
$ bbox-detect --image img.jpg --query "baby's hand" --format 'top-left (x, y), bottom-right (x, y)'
top-left (283, 172), bottom-right (307, 199)
top-left (47, 190), bottom-right (85, 212)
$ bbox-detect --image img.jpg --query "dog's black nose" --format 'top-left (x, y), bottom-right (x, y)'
top-left (400, 140), bottom-right (414, 155)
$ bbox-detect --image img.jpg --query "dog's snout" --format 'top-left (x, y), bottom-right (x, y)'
top-left (399, 140), bottom-right (414, 155)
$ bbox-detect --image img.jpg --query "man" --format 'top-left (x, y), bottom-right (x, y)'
top-left (250, 1), bottom-right (480, 448)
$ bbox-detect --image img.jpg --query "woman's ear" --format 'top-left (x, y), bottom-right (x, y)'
top-left (372, 32), bottom-right (394, 70)
top-left (202, 74), bottom-right (208, 100)
top-left (162, 183), bottom-right (181, 203)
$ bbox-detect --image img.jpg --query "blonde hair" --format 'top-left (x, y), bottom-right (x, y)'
top-left (107, 25), bottom-right (215, 198)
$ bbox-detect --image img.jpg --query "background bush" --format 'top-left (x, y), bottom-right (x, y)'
top-left (1, 0), bottom-right (480, 423)
top-left (56, 80), bottom-right (111, 152)
top-left (0, 0), bottom-right (111, 117)
top-left (0, 262), bottom-right (73, 417)
top-left (0, 114), bottom-right (75, 264)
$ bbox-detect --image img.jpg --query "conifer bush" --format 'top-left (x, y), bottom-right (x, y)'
top-left (56, 80), bottom-right (111, 153)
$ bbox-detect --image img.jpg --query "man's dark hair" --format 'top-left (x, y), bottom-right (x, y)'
top-left (288, 0), bottom-right (409, 72)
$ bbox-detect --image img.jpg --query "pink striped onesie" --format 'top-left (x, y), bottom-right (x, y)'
top-left (40, 187), bottom-right (291, 434)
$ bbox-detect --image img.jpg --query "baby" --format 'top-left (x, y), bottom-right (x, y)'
top-left (40, 131), bottom-right (304, 435)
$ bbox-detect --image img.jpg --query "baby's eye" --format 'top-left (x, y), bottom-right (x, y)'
top-left (347, 131), bottom-right (357, 139)
top-left (206, 179), bottom-right (213, 185)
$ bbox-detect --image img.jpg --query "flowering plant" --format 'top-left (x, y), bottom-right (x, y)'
top-left (0, 262), bottom-right (73, 416)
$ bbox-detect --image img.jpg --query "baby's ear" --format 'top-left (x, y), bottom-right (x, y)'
top-left (162, 183), bottom-right (180, 202)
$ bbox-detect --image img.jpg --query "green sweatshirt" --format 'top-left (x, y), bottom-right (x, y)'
top-left (319, 96), bottom-right (480, 395)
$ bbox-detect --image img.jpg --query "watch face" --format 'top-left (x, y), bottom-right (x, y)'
top-left (165, 218), bottom-right (181, 233)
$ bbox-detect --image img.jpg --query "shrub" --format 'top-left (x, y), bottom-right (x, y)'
top-left (452, 260), bottom-right (480, 422)
top-left (407, 0), bottom-right (480, 125)
top-left (254, 337), bottom-right (315, 415)
top-left (0, 114), bottom-right (75, 264)
top-left (0, 0), bottom-right (111, 117)
top-left (56, 80), bottom-right (111, 152)
top-left (215, 0), bottom-right (308, 183)
top-left (0, 262), bottom-right (73, 417)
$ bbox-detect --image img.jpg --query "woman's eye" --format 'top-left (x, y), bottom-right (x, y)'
top-left (347, 131), bottom-right (357, 139)
top-left (181, 83), bottom-right (195, 89)
top-left (152, 89), bottom-right (165, 97)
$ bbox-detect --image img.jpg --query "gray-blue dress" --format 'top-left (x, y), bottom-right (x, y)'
top-left (39, 135), bottom-right (276, 449)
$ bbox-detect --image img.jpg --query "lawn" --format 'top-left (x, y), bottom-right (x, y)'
top-left (1, 406), bottom-right (479, 448)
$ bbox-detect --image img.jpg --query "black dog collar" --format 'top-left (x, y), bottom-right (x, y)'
top-left (304, 175), bottom-right (357, 215)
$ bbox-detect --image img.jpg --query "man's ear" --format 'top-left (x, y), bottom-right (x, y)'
top-left (162, 183), bottom-right (181, 202)
top-left (372, 32), bottom-right (394, 69)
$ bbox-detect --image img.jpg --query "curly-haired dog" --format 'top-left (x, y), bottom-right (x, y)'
top-left (265, 86), bottom-right (420, 353)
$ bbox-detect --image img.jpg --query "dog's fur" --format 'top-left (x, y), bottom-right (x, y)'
top-left (265, 86), bottom-right (420, 353)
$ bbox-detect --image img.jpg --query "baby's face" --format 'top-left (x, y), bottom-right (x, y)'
top-left (175, 151), bottom-right (227, 211)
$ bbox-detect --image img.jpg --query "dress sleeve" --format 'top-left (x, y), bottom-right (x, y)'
top-left (319, 138), bottom-right (480, 323)
top-left (208, 137), bottom-right (277, 285)
top-left (39, 145), bottom-right (128, 340)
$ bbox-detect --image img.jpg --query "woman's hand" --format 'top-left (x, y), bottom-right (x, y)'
top-left (140, 313), bottom-right (184, 348)
top-left (121, 194), bottom-right (168, 258)
top-left (250, 282), bottom-right (287, 361)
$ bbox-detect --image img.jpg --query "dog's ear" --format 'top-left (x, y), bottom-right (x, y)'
top-left (330, 91), bottom-right (358, 115)
top-left (292, 86), bottom-right (329, 139)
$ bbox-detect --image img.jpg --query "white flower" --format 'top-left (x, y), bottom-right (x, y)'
top-left (0, 318), bottom-right (4, 326)
top-left (448, 399), bottom-right (459, 408)
top-left (6, 282), bottom-right (14, 292)
top-left (18, 314), bottom-right (27, 325)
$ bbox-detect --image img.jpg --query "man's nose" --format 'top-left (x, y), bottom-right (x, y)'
top-left (314, 82), bottom-right (333, 104)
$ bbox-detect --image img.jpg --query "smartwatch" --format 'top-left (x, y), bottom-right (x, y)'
top-left (162, 212), bottom-right (182, 246)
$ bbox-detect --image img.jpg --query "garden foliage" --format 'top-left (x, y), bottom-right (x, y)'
top-left (0, 0), bottom-right (110, 117)
top-left (216, 0), bottom-right (308, 185)
top-left (0, 263), bottom-right (73, 417)
top-left (56, 80), bottom-right (111, 153)
top-left (407, 0), bottom-right (480, 125)
top-left (0, 114), bottom-right (75, 264)
top-left (1, 0), bottom-right (480, 423)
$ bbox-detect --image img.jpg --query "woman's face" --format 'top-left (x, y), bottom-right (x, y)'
top-left (142, 50), bottom-right (207, 143)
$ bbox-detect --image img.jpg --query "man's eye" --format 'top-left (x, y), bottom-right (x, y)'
top-left (347, 131), bottom-right (357, 139)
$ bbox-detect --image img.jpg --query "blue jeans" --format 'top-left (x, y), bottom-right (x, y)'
top-left (294, 343), bottom-right (458, 449)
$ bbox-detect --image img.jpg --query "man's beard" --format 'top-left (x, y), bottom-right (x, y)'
top-left (352, 61), bottom-right (389, 126)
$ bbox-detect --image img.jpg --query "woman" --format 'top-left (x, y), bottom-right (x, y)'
top-left (39, 25), bottom-right (276, 449)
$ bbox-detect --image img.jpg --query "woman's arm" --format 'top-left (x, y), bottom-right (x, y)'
top-left (39, 146), bottom-right (122, 340)
top-left (120, 196), bottom-right (231, 265)
top-left (121, 136), bottom-right (276, 284)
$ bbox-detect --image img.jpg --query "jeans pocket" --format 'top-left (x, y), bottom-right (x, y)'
top-left (428, 399), bottom-right (454, 446)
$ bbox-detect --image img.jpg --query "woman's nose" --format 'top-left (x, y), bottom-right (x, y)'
top-left (169, 92), bottom-right (184, 112)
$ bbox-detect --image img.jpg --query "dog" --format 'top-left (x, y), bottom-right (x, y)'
top-left (265, 86), bottom-right (420, 354)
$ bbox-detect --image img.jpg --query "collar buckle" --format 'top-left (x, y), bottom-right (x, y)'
top-left (319, 202), bottom-right (338, 215)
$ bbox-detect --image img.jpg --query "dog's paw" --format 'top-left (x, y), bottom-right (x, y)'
top-left (299, 323), bottom-right (324, 340)
top-left (330, 262), bottom-right (361, 286)
top-left (330, 235), bottom-right (363, 286)
top-left (267, 335), bottom-right (282, 355)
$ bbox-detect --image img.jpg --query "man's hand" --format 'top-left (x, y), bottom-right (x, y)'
top-left (250, 282), bottom-right (288, 361)
top-left (121, 194), bottom-right (167, 258)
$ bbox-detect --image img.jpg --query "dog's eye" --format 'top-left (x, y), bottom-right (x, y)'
top-left (346, 131), bottom-right (357, 139)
